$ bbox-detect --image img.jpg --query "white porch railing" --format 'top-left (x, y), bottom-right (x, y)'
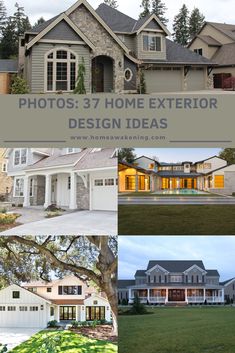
top-left (129, 297), bottom-right (147, 303)
top-left (187, 296), bottom-right (204, 303)
top-left (206, 296), bottom-right (223, 303)
top-left (149, 297), bottom-right (166, 303)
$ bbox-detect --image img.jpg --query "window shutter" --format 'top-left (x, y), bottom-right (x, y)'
top-left (77, 286), bottom-right (82, 295)
top-left (58, 286), bottom-right (62, 295)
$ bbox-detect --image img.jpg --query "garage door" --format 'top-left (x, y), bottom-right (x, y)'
top-left (92, 177), bottom-right (117, 211)
top-left (187, 68), bottom-right (205, 91)
top-left (0, 305), bottom-right (46, 328)
top-left (144, 68), bottom-right (183, 93)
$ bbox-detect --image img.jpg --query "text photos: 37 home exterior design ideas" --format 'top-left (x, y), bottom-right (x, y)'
top-left (118, 260), bottom-right (225, 306)
top-left (0, 275), bottom-right (112, 328)
top-left (5, 148), bottom-right (117, 211)
top-left (18, 0), bottom-right (214, 94)
top-left (119, 155), bottom-right (235, 195)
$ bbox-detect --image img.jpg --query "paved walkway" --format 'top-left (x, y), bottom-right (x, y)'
top-left (0, 210), bottom-right (117, 235)
top-left (119, 196), bottom-right (235, 205)
top-left (9, 207), bottom-right (72, 224)
top-left (0, 328), bottom-right (39, 351)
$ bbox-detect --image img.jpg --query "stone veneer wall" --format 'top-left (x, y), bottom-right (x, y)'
top-left (0, 148), bottom-right (13, 196)
top-left (31, 176), bottom-right (45, 206)
top-left (76, 175), bottom-right (89, 210)
top-left (69, 4), bottom-right (125, 93)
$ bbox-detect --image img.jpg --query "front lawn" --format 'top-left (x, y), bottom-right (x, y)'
top-left (118, 205), bottom-right (235, 235)
top-left (119, 307), bottom-right (235, 353)
top-left (11, 330), bottom-right (117, 353)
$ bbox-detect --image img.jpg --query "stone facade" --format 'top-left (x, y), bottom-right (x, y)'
top-left (69, 4), bottom-right (125, 93)
top-left (0, 149), bottom-right (13, 199)
top-left (76, 175), bottom-right (89, 210)
top-left (31, 176), bottom-right (46, 206)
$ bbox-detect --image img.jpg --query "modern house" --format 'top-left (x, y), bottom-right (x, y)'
top-left (5, 148), bottom-right (117, 211)
top-left (188, 22), bottom-right (235, 88)
top-left (0, 275), bottom-right (112, 328)
top-left (0, 60), bottom-right (18, 94)
top-left (19, 0), bottom-right (214, 94)
top-left (119, 155), bottom-right (235, 195)
top-left (118, 260), bottom-right (225, 305)
top-left (0, 148), bottom-right (13, 198)
top-left (220, 278), bottom-right (235, 303)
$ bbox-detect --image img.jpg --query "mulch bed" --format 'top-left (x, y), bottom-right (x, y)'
top-left (71, 325), bottom-right (117, 343)
top-left (0, 222), bottom-right (22, 232)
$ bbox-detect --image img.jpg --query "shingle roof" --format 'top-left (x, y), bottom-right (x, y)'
top-left (212, 42), bottom-right (235, 66)
top-left (208, 22), bottom-right (235, 41)
top-left (30, 14), bottom-right (61, 33)
top-left (135, 270), bottom-right (146, 277)
top-left (0, 59), bottom-right (18, 73)
top-left (206, 270), bottom-right (219, 276)
top-left (197, 35), bottom-right (221, 46)
top-left (220, 278), bottom-right (235, 286)
top-left (118, 280), bottom-right (136, 288)
top-left (147, 260), bottom-right (205, 272)
top-left (75, 148), bottom-right (116, 170)
top-left (132, 14), bottom-right (152, 32)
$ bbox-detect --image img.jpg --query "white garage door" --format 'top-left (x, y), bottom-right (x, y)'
top-left (0, 305), bottom-right (46, 328)
top-left (144, 68), bottom-right (183, 93)
top-left (92, 177), bottom-right (117, 211)
top-left (187, 68), bottom-right (205, 91)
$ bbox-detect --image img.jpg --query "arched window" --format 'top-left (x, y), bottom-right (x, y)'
top-left (46, 49), bottom-right (77, 92)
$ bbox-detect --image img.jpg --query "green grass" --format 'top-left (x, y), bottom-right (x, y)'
top-left (11, 330), bottom-right (117, 353)
top-left (118, 205), bottom-right (235, 235)
top-left (119, 307), bottom-right (235, 353)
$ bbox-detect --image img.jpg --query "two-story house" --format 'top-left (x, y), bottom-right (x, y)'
top-left (19, 0), bottom-right (214, 94)
top-left (118, 260), bottom-right (225, 306)
top-left (0, 275), bottom-right (112, 328)
top-left (5, 148), bottom-right (117, 211)
top-left (118, 155), bottom-right (235, 195)
top-left (188, 22), bottom-right (235, 88)
top-left (0, 148), bottom-right (13, 199)
top-left (220, 278), bottom-right (235, 303)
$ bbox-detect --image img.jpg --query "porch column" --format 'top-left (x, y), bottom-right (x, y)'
top-left (221, 289), bottom-right (224, 303)
top-left (76, 305), bottom-right (79, 321)
top-left (128, 288), bottom-right (132, 301)
top-left (147, 288), bottom-right (150, 303)
top-left (135, 173), bottom-right (138, 192)
top-left (44, 174), bottom-right (52, 208)
top-left (165, 288), bottom-right (168, 303)
top-left (203, 288), bottom-right (206, 302)
top-left (170, 178), bottom-right (173, 190)
top-left (56, 306), bottom-right (60, 322)
top-left (69, 172), bottom-right (77, 210)
top-left (185, 289), bottom-right (188, 303)
top-left (80, 306), bottom-right (86, 321)
top-left (151, 175), bottom-right (155, 192)
top-left (177, 178), bottom-right (180, 189)
top-left (23, 176), bottom-right (30, 207)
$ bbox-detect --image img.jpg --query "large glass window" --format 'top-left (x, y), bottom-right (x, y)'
top-left (125, 176), bottom-right (135, 190)
top-left (46, 49), bottom-right (77, 92)
top-left (14, 178), bottom-right (24, 197)
top-left (143, 35), bottom-right (161, 52)
top-left (86, 306), bottom-right (105, 321)
top-left (58, 285), bottom-right (82, 295)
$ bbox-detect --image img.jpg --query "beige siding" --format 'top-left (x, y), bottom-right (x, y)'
top-left (189, 38), bottom-right (219, 59)
top-left (200, 24), bottom-right (234, 45)
top-left (137, 31), bottom-right (166, 60)
top-left (122, 35), bottom-right (136, 53)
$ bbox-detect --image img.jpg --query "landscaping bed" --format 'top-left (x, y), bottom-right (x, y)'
top-left (0, 212), bottom-right (21, 232)
top-left (71, 325), bottom-right (117, 343)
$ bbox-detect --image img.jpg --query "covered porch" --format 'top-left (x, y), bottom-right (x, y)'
top-left (118, 162), bottom-right (156, 192)
top-left (160, 177), bottom-right (198, 190)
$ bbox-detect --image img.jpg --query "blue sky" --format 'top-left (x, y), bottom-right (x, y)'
top-left (119, 236), bottom-right (235, 282)
top-left (134, 148), bottom-right (222, 163)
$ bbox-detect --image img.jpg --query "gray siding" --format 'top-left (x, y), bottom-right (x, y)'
top-left (145, 20), bottom-right (162, 30)
top-left (30, 43), bottom-right (91, 93)
top-left (137, 31), bottom-right (166, 60)
top-left (124, 57), bottom-right (137, 91)
top-left (123, 35), bottom-right (136, 54)
top-left (224, 281), bottom-right (235, 301)
top-left (43, 20), bottom-right (83, 41)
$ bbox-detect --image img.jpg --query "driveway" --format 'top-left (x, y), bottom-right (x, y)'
top-left (119, 196), bottom-right (235, 205)
top-left (0, 210), bottom-right (117, 235)
top-left (0, 328), bottom-right (39, 351)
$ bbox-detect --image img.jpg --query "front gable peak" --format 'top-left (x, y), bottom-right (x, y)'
top-left (146, 263), bottom-right (169, 275)
top-left (134, 14), bottom-right (171, 36)
top-left (183, 264), bottom-right (207, 275)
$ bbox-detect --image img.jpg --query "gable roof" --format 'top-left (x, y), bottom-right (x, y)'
top-left (0, 284), bottom-right (51, 304)
top-left (212, 42), bottom-right (235, 66)
top-left (0, 59), bottom-right (18, 73)
top-left (75, 148), bottom-right (117, 170)
top-left (208, 22), bottom-right (235, 42)
top-left (197, 35), bottom-right (222, 47)
top-left (30, 14), bottom-right (61, 34)
top-left (206, 270), bottom-right (219, 277)
top-left (220, 277), bottom-right (235, 286)
top-left (135, 270), bottom-right (146, 277)
top-left (147, 260), bottom-right (206, 272)
top-left (118, 280), bottom-right (136, 288)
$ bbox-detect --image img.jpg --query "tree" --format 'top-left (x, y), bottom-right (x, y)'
top-left (151, 0), bottom-right (168, 25)
top-left (140, 0), bottom-right (151, 18)
top-left (11, 75), bottom-right (29, 94)
top-left (130, 295), bottom-right (147, 314)
top-left (103, 0), bottom-right (118, 9)
top-left (74, 57), bottom-right (86, 94)
top-left (0, 18), bottom-right (18, 58)
top-left (173, 4), bottom-right (190, 46)
top-left (138, 69), bottom-right (146, 94)
top-left (12, 2), bottom-right (31, 36)
top-left (0, 236), bottom-right (118, 333)
top-left (219, 149), bottom-right (235, 165)
top-left (33, 17), bottom-right (45, 28)
top-left (189, 8), bottom-right (205, 40)
top-left (118, 148), bottom-right (136, 163)
top-left (0, 0), bottom-right (7, 38)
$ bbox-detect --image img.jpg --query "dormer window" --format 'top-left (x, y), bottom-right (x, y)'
top-left (194, 48), bottom-right (203, 56)
top-left (143, 34), bottom-right (161, 52)
top-left (14, 149), bottom-right (27, 166)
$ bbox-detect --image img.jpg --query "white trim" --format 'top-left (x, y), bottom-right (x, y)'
top-left (146, 264), bottom-right (169, 275)
top-left (125, 53), bottom-right (142, 65)
top-left (223, 278), bottom-right (235, 287)
top-left (135, 14), bottom-right (171, 36)
top-left (142, 33), bottom-right (163, 53)
top-left (39, 39), bottom-right (86, 45)
top-left (183, 265), bottom-right (207, 275)
top-left (13, 177), bottom-right (25, 198)
top-left (13, 148), bottom-right (28, 167)
top-left (124, 67), bottom-right (133, 82)
top-left (76, 166), bottom-right (116, 172)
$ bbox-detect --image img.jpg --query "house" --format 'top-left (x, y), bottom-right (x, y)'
top-left (19, 0), bottom-right (214, 94)
top-left (220, 278), bottom-right (235, 303)
top-left (118, 260), bottom-right (225, 305)
top-left (5, 148), bottom-right (117, 211)
top-left (188, 22), bottom-right (235, 88)
top-left (118, 155), bottom-right (235, 195)
top-left (0, 275), bottom-right (112, 328)
top-left (0, 148), bottom-right (13, 198)
top-left (0, 60), bottom-right (18, 94)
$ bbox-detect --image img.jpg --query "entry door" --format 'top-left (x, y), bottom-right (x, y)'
top-left (184, 179), bottom-right (188, 188)
top-left (92, 62), bottom-right (104, 92)
top-left (60, 306), bottom-right (76, 320)
top-left (169, 290), bottom-right (185, 302)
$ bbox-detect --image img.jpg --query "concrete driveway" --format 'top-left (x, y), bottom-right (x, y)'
top-left (0, 328), bottom-right (39, 351)
top-left (0, 210), bottom-right (117, 235)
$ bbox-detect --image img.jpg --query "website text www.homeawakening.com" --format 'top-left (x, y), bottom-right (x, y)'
top-left (70, 135), bottom-right (166, 141)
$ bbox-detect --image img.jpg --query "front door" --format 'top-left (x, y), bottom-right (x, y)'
top-left (60, 306), bottom-right (76, 321)
top-left (168, 289), bottom-right (185, 302)
top-left (92, 62), bottom-right (104, 92)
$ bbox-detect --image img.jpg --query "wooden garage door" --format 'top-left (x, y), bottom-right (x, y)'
top-left (144, 68), bottom-right (182, 93)
top-left (214, 175), bottom-right (224, 188)
top-left (187, 68), bottom-right (205, 91)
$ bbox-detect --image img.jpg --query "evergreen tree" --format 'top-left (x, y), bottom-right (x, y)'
top-left (103, 0), bottom-right (118, 8)
top-left (173, 4), bottom-right (190, 46)
top-left (130, 295), bottom-right (148, 315)
top-left (151, 0), bottom-right (168, 25)
top-left (33, 17), bottom-right (45, 28)
top-left (0, 18), bottom-right (18, 58)
top-left (140, 0), bottom-right (151, 18)
top-left (189, 8), bottom-right (205, 39)
top-left (219, 148), bottom-right (235, 165)
top-left (12, 3), bottom-right (31, 37)
top-left (0, 0), bottom-right (7, 37)
top-left (74, 57), bottom-right (86, 94)
top-left (118, 148), bottom-right (136, 163)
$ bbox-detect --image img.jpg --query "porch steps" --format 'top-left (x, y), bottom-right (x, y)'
top-left (165, 302), bottom-right (188, 307)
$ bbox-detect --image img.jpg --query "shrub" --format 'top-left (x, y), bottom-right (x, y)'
top-left (0, 213), bottom-right (19, 225)
top-left (204, 299), bottom-right (207, 306)
top-left (71, 320), bottom-right (79, 328)
top-left (92, 320), bottom-right (99, 328)
top-left (47, 320), bottom-right (58, 328)
top-left (130, 295), bottom-right (148, 315)
top-left (45, 204), bottom-right (63, 212)
top-left (11, 75), bottom-right (29, 94)
top-left (232, 193), bottom-right (235, 197)
top-left (0, 344), bottom-right (7, 353)
top-left (74, 57), bottom-right (86, 94)
top-left (0, 208), bottom-right (7, 214)
top-left (45, 211), bottom-right (62, 219)
top-left (121, 298), bottom-right (128, 306)
top-left (100, 319), bottom-right (106, 325)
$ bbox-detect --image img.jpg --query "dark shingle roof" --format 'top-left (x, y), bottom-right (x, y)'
top-left (206, 270), bottom-right (219, 276)
top-left (118, 280), bottom-right (136, 288)
top-left (135, 270), bottom-right (146, 277)
top-left (132, 14), bottom-right (152, 32)
top-left (212, 42), bottom-right (235, 66)
top-left (147, 260), bottom-right (205, 272)
top-left (0, 60), bottom-right (18, 73)
top-left (197, 35), bottom-right (221, 46)
top-left (157, 171), bottom-right (201, 177)
top-left (30, 14), bottom-right (61, 33)
top-left (220, 278), bottom-right (235, 286)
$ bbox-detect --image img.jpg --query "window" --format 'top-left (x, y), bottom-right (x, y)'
top-left (124, 68), bottom-right (133, 82)
top-left (47, 287), bottom-right (52, 293)
top-left (93, 300), bottom-right (98, 305)
top-left (30, 178), bottom-right (34, 197)
top-left (19, 306), bottom-right (27, 311)
top-left (68, 176), bottom-right (71, 190)
top-left (46, 49), bottom-right (77, 92)
top-left (0, 306), bottom-right (5, 311)
top-left (12, 291), bottom-right (20, 299)
top-left (8, 306), bottom-right (16, 311)
top-left (105, 178), bottom-right (114, 186)
top-left (143, 35), bottom-right (161, 52)
top-left (86, 306), bottom-right (105, 321)
top-left (125, 176), bottom-right (135, 190)
top-left (41, 305), bottom-right (44, 310)
top-left (214, 175), bottom-right (224, 188)
top-left (149, 163), bottom-right (155, 169)
top-left (14, 177), bottom-right (24, 197)
top-left (58, 285), bottom-right (82, 295)
top-left (28, 287), bottom-right (37, 293)
top-left (67, 148), bottom-right (75, 154)
top-left (194, 48), bottom-right (203, 56)
top-left (30, 306), bottom-right (38, 311)
top-left (204, 163), bottom-right (212, 169)
top-left (50, 307), bottom-right (54, 316)
top-left (95, 179), bottom-right (103, 186)
top-left (14, 149), bottom-right (27, 166)
top-left (2, 162), bottom-right (7, 172)
top-left (170, 276), bottom-right (182, 283)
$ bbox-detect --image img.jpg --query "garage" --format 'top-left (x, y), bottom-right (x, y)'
top-left (144, 68), bottom-right (183, 93)
top-left (187, 68), bottom-right (206, 91)
top-left (91, 174), bottom-right (117, 211)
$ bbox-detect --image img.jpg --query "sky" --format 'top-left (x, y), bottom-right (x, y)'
top-left (118, 236), bottom-right (235, 282)
top-left (5, 0), bottom-right (235, 31)
top-left (134, 148), bottom-right (222, 163)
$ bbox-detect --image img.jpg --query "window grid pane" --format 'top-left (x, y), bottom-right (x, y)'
top-left (47, 62), bottom-right (53, 91)
top-left (70, 62), bottom-right (76, 90)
